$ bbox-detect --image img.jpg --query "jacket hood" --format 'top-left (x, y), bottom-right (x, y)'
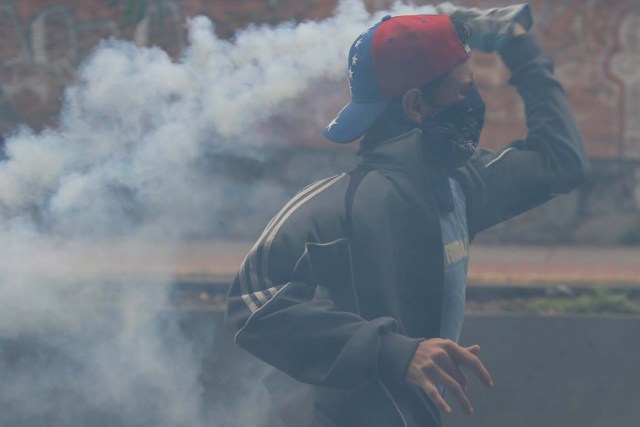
top-left (360, 128), bottom-right (426, 178)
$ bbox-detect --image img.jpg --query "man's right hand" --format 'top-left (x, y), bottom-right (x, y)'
top-left (436, 3), bottom-right (533, 52)
top-left (405, 338), bottom-right (494, 415)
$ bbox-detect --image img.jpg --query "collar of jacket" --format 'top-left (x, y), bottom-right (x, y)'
top-left (360, 127), bottom-right (457, 213)
top-left (359, 128), bottom-right (426, 178)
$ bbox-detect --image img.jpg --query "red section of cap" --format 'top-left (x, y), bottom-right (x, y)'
top-left (371, 15), bottom-right (469, 99)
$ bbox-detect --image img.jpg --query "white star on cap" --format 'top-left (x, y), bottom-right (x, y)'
top-left (354, 38), bottom-right (363, 49)
top-left (326, 117), bottom-right (339, 132)
top-left (348, 67), bottom-right (354, 80)
top-left (351, 53), bottom-right (359, 66)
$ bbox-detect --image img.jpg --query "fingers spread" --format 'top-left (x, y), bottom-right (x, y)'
top-left (432, 349), bottom-right (468, 391)
top-left (447, 343), bottom-right (494, 388)
top-left (432, 366), bottom-right (473, 415)
top-left (421, 381), bottom-right (452, 414)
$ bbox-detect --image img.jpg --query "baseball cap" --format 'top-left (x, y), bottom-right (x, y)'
top-left (323, 14), bottom-right (471, 144)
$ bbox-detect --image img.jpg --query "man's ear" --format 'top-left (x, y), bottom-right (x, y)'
top-left (402, 88), bottom-right (429, 124)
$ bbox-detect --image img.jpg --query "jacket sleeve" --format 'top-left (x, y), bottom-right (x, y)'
top-left (225, 192), bottom-right (422, 389)
top-left (454, 32), bottom-right (591, 238)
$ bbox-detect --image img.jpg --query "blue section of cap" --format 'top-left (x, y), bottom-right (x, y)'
top-left (348, 21), bottom-right (384, 103)
top-left (323, 17), bottom-right (391, 143)
top-left (322, 98), bottom-right (389, 144)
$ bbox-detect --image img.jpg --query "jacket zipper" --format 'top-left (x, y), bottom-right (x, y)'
top-left (346, 240), bottom-right (409, 427)
top-left (344, 168), bottom-right (412, 427)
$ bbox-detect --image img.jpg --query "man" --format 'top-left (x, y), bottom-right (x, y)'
top-left (226, 5), bottom-right (590, 427)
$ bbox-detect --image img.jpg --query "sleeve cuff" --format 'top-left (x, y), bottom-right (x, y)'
top-left (499, 32), bottom-right (543, 74)
top-left (378, 332), bottom-right (423, 383)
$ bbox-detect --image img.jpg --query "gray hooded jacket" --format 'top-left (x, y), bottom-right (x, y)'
top-left (226, 33), bottom-right (590, 427)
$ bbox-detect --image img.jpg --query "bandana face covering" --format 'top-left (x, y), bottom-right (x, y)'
top-left (421, 86), bottom-right (486, 169)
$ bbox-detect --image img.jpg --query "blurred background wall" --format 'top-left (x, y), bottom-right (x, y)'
top-left (1, 0), bottom-right (639, 245)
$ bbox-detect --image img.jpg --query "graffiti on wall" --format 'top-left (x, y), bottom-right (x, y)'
top-left (450, 0), bottom-right (640, 159)
top-left (0, 0), bottom-right (184, 136)
top-left (608, 4), bottom-right (640, 158)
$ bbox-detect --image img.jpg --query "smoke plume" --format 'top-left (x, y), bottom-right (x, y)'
top-left (0, 1), bottom-right (438, 426)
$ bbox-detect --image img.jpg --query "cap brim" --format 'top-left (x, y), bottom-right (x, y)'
top-left (323, 99), bottom-right (390, 144)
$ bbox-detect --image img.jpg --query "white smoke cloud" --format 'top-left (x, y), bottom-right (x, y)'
top-left (0, 1), bottom-right (438, 426)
